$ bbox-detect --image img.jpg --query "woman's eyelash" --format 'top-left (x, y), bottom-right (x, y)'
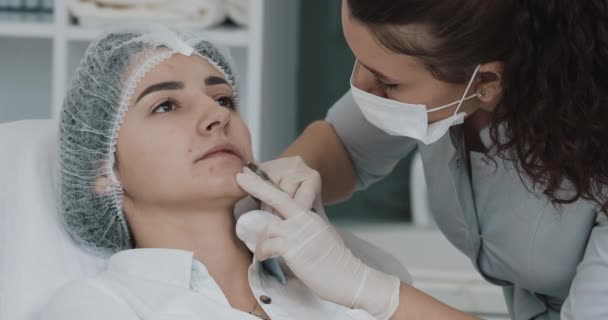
top-left (152, 100), bottom-right (177, 114)
top-left (216, 95), bottom-right (237, 110)
top-left (150, 95), bottom-right (237, 114)
top-left (373, 76), bottom-right (399, 91)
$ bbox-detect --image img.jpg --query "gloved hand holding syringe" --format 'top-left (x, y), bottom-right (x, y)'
top-left (237, 159), bottom-right (401, 320)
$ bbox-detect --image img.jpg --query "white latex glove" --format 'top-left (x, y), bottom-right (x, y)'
top-left (236, 167), bottom-right (401, 320)
top-left (234, 157), bottom-right (329, 219)
top-left (234, 157), bottom-right (327, 219)
top-left (259, 157), bottom-right (322, 210)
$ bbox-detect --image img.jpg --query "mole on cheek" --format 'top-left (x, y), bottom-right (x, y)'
top-left (209, 166), bottom-right (215, 173)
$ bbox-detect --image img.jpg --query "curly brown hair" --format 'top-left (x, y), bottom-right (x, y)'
top-left (347, 0), bottom-right (608, 212)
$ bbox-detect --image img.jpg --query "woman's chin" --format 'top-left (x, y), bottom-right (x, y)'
top-left (226, 183), bottom-right (249, 200)
top-left (194, 179), bottom-right (248, 202)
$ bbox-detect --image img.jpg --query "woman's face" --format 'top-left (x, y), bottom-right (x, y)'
top-left (114, 53), bottom-right (253, 211)
top-left (341, 0), bottom-right (481, 123)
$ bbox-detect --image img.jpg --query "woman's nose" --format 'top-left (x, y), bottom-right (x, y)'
top-left (197, 103), bottom-right (231, 135)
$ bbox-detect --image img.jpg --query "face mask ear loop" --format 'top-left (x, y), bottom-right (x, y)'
top-left (350, 61), bottom-right (359, 86)
top-left (453, 64), bottom-right (481, 116)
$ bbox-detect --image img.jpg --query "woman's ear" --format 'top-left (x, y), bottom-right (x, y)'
top-left (476, 61), bottom-right (503, 111)
top-left (93, 175), bottom-right (113, 195)
top-left (92, 159), bottom-right (119, 195)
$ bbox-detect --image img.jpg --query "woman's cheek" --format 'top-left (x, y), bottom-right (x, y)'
top-left (234, 120), bottom-right (254, 160)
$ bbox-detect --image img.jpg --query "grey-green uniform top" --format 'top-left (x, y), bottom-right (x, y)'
top-left (326, 91), bottom-right (608, 320)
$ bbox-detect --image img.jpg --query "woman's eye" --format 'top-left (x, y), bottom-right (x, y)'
top-left (216, 96), bottom-right (236, 109)
top-left (152, 100), bottom-right (176, 113)
top-left (373, 76), bottom-right (399, 91)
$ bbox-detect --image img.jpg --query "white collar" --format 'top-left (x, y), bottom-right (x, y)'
top-left (106, 210), bottom-right (287, 288)
top-left (108, 248), bottom-right (198, 289)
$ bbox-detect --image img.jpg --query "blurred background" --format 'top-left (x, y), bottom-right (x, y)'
top-left (0, 1), bottom-right (508, 317)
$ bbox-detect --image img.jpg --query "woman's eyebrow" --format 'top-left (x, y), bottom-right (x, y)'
top-left (205, 76), bottom-right (230, 86)
top-left (136, 81), bottom-right (184, 103)
top-left (135, 77), bottom-right (229, 103)
top-left (359, 61), bottom-right (399, 83)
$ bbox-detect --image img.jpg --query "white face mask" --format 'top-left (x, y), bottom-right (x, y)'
top-left (350, 62), bottom-right (481, 144)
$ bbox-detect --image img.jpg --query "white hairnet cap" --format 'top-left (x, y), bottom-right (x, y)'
top-left (58, 24), bottom-right (239, 254)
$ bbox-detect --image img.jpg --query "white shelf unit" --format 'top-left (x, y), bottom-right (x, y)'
top-left (0, 0), bottom-right (300, 160)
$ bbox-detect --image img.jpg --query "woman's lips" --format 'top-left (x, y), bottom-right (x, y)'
top-left (204, 150), bottom-right (241, 160)
top-left (196, 143), bottom-right (244, 163)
